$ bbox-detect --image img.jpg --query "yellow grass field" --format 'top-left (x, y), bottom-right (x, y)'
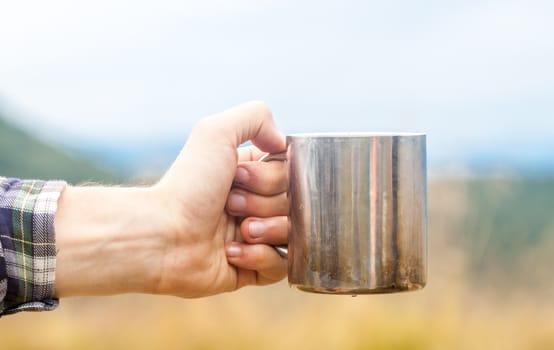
top-left (2, 179), bottom-right (553, 349)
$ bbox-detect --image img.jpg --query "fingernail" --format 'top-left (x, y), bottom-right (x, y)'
top-left (234, 166), bottom-right (249, 185)
top-left (226, 244), bottom-right (242, 257)
top-left (228, 193), bottom-right (247, 211)
top-left (248, 221), bottom-right (266, 238)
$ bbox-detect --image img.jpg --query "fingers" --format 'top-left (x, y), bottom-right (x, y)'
top-left (226, 216), bottom-right (288, 287)
top-left (226, 143), bottom-right (289, 288)
top-left (226, 189), bottom-right (288, 217)
top-left (225, 242), bottom-right (287, 286)
top-left (239, 216), bottom-right (289, 245)
top-left (231, 149), bottom-right (288, 217)
top-left (233, 160), bottom-right (287, 196)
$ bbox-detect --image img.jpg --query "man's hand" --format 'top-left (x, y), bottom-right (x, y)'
top-left (154, 101), bottom-right (289, 296)
top-left (54, 102), bottom-right (289, 298)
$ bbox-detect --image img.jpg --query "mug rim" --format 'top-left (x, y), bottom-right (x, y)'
top-left (287, 132), bottom-right (425, 138)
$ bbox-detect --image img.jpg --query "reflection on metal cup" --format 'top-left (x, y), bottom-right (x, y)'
top-left (285, 133), bottom-right (427, 294)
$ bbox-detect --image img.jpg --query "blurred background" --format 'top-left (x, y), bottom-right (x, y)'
top-left (1, 0), bottom-right (553, 349)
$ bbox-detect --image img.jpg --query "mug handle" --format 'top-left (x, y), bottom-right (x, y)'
top-left (258, 151), bottom-right (289, 258)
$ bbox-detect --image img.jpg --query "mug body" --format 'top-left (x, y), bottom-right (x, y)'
top-left (287, 132), bottom-right (427, 294)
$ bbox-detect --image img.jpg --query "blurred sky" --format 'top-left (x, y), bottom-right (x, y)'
top-left (1, 0), bottom-right (553, 169)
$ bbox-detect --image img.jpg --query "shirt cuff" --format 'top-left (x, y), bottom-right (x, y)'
top-left (0, 178), bottom-right (66, 316)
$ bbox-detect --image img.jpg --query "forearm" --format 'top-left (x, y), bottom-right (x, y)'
top-left (54, 185), bottom-right (169, 297)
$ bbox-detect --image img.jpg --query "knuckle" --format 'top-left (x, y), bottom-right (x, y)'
top-left (249, 100), bottom-right (273, 119)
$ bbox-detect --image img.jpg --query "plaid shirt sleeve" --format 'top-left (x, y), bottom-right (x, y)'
top-left (0, 177), bottom-right (66, 316)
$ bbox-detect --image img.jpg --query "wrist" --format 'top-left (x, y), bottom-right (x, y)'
top-left (54, 185), bottom-right (172, 297)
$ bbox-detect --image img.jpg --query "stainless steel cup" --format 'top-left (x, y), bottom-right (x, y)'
top-left (280, 132), bottom-right (427, 294)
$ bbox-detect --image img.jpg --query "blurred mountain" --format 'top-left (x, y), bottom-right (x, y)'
top-left (0, 116), bottom-right (120, 184)
top-left (69, 140), bottom-right (181, 179)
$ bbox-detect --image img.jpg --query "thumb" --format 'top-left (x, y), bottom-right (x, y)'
top-left (192, 101), bottom-right (286, 154)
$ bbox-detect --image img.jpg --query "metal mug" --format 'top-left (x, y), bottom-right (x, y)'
top-left (265, 132), bottom-right (427, 294)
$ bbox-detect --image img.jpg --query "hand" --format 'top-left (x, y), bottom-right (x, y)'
top-left (154, 101), bottom-right (289, 297)
top-left (54, 101), bottom-right (289, 298)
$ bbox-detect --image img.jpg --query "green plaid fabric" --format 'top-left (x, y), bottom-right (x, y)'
top-left (0, 177), bottom-right (66, 316)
